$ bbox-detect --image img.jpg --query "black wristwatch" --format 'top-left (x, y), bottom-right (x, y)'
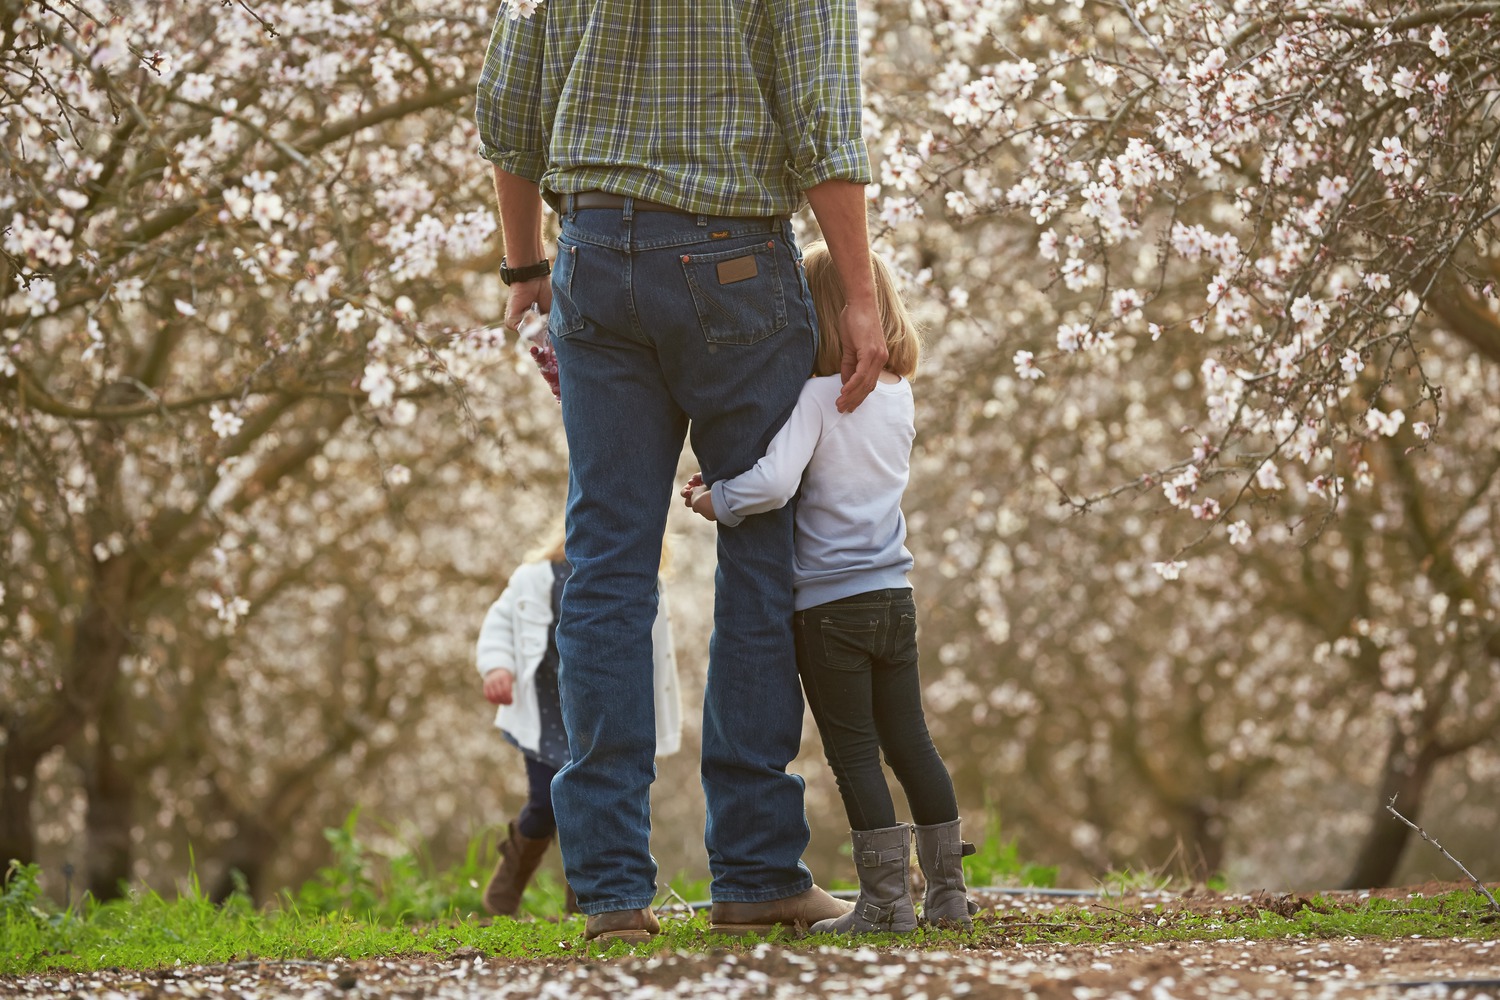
top-left (500, 256), bottom-right (551, 285)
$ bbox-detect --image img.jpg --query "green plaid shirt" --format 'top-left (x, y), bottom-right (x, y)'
top-left (475, 0), bottom-right (872, 217)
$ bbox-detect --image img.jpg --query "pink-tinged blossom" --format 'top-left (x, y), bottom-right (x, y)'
top-left (1413, 421), bottom-right (1433, 440)
top-left (1340, 349), bottom-right (1364, 378)
top-left (209, 404), bottom-right (244, 439)
top-left (1429, 71), bottom-right (1451, 104)
top-left (1255, 462), bottom-right (1285, 491)
top-left (1315, 175), bottom-right (1348, 204)
top-left (335, 303), bottom-right (364, 333)
top-left (1307, 474), bottom-right (1344, 500)
top-left (1362, 272), bottom-right (1392, 292)
top-left (1390, 66), bottom-right (1419, 101)
top-left (1365, 408), bottom-right (1405, 437)
top-left (505, 0), bottom-right (542, 19)
top-left (1056, 322), bottom-right (1090, 353)
top-left (1152, 560), bottom-right (1187, 581)
top-left (1227, 520), bottom-right (1251, 546)
top-left (174, 298), bottom-right (197, 316)
top-left (879, 196), bottom-right (923, 227)
top-left (360, 360), bottom-right (396, 408)
top-left (1191, 497), bottom-right (1220, 520)
top-left (1013, 350), bottom-right (1043, 380)
top-left (1356, 61), bottom-right (1387, 95)
top-left (1429, 26), bottom-right (1450, 57)
top-left (1110, 288), bottom-right (1144, 318)
top-left (1037, 229), bottom-right (1060, 261)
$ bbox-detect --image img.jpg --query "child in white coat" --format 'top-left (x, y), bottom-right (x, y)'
top-left (475, 526), bottom-right (680, 917)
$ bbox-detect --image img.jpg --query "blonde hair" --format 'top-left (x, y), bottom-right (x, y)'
top-left (802, 240), bottom-right (921, 380)
top-left (525, 521), bottom-right (568, 564)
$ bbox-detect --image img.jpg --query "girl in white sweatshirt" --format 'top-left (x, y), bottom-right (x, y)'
top-left (683, 242), bottom-right (976, 936)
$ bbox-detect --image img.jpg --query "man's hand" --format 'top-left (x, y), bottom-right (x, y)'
top-left (835, 298), bottom-right (888, 413)
top-left (803, 179), bottom-right (885, 413)
top-left (505, 278), bottom-right (553, 335)
top-left (483, 668), bottom-right (516, 706)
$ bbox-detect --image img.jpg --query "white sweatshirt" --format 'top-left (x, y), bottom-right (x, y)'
top-left (711, 374), bottom-right (915, 611)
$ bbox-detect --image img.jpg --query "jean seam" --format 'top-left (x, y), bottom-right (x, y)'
top-left (578, 893), bottom-right (659, 916)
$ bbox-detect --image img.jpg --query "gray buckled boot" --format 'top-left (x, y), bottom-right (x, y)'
top-left (810, 824), bottom-right (918, 935)
top-left (914, 819), bottom-right (979, 930)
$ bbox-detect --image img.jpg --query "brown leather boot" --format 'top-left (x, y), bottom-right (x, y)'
top-left (483, 822), bottom-right (553, 917)
top-left (584, 906), bottom-right (660, 942)
top-left (709, 885), bottom-right (854, 936)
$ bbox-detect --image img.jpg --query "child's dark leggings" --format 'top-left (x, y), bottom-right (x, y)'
top-left (516, 754), bottom-right (561, 840)
top-left (793, 588), bottom-right (959, 831)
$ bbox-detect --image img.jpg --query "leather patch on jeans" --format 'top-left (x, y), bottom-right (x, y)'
top-left (717, 254), bottom-right (758, 285)
top-left (710, 230), bottom-right (730, 239)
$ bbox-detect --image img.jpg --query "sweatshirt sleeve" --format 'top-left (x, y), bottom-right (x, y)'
top-left (475, 567), bottom-right (525, 677)
top-left (711, 384), bottom-right (829, 528)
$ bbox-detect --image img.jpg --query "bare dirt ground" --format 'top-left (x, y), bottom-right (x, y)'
top-left (4, 884), bottom-right (1498, 999)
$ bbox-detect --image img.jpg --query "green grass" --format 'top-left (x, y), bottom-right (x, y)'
top-left (976, 889), bottom-right (1500, 948)
top-left (5, 815), bottom-right (1497, 977)
top-left (5, 854), bottom-right (1498, 978)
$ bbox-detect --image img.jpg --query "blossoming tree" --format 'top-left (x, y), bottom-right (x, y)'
top-left (0, 0), bottom-right (557, 896)
top-left (865, 0), bottom-right (1500, 883)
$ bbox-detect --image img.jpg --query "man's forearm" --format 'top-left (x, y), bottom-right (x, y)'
top-left (493, 165), bottom-right (547, 266)
top-left (804, 179), bottom-right (876, 307)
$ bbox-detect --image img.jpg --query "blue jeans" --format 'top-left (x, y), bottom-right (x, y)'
top-left (547, 198), bottom-right (817, 914)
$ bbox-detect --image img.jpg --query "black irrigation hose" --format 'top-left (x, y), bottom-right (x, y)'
top-left (674, 885), bottom-right (1101, 912)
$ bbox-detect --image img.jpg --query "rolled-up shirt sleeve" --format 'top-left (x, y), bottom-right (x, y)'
top-left (771, 0), bottom-right (873, 190)
top-left (475, 8), bottom-right (548, 181)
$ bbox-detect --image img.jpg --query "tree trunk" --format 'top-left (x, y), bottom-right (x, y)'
top-left (1178, 800), bottom-right (1225, 883)
top-left (84, 692), bottom-right (136, 901)
top-left (0, 740), bottom-right (41, 870)
top-left (207, 816), bottom-right (279, 904)
top-left (1341, 727), bottom-right (1440, 888)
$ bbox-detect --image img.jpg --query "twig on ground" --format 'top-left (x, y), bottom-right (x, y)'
top-left (1387, 795), bottom-right (1500, 914)
top-left (1087, 902), bottom-right (1157, 927)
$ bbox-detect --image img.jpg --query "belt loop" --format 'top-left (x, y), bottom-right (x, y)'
top-left (622, 196), bottom-right (634, 223)
top-left (696, 212), bottom-right (708, 227)
top-left (564, 192), bottom-right (576, 218)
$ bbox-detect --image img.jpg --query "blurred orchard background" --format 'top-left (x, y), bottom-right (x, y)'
top-left (4, 0), bottom-right (1500, 908)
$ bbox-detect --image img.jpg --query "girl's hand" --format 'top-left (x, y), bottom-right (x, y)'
top-left (680, 473), bottom-right (704, 508)
top-left (483, 668), bottom-right (516, 706)
top-left (689, 485), bottom-right (717, 522)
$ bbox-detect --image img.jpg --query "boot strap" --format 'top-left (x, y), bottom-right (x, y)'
top-left (934, 840), bottom-right (976, 858)
top-left (858, 847), bottom-right (909, 867)
top-left (857, 900), bottom-right (894, 923)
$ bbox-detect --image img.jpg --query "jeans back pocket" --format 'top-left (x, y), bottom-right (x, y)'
top-left (549, 241), bottom-right (586, 338)
top-left (680, 240), bottom-right (787, 346)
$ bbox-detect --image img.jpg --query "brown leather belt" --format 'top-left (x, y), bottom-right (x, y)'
top-left (568, 190), bottom-right (788, 223)
top-left (571, 191), bottom-right (692, 214)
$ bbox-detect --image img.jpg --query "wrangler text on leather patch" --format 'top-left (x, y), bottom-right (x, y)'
top-left (717, 254), bottom-right (758, 284)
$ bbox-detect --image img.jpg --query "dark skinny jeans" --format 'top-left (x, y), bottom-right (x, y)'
top-left (793, 588), bottom-right (959, 831)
